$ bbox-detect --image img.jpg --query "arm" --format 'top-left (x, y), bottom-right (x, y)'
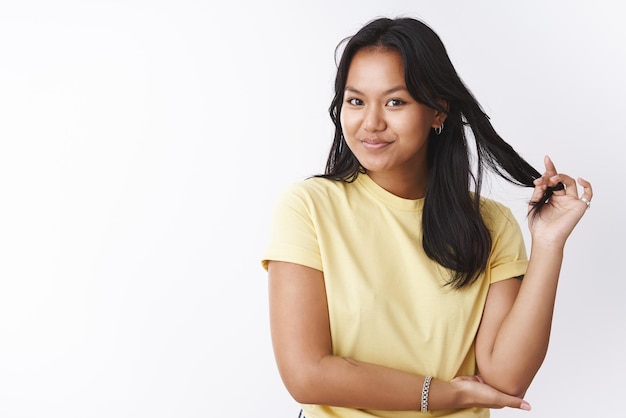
top-left (475, 156), bottom-right (592, 396)
top-left (268, 260), bottom-right (530, 411)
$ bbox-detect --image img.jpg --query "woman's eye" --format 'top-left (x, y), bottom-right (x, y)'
top-left (347, 98), bottom-right (363, 106)
top-left (387, 99), bottom-right (404, 107)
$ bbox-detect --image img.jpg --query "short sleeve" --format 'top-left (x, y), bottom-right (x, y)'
top-left (261, 183), bottom-right (323, 272)
top-left (485, 203), bottom-right (529, 284)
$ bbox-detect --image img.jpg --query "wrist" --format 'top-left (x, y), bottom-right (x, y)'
top-left (449, 379), bottom-right (470, 409)
top-left (529, 238), bottom-right (566, 255)
top-left (429, 378), bottom-right (465, 410)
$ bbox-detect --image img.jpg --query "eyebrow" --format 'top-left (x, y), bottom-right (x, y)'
top-left (344, 85), bottom-right (409, 96)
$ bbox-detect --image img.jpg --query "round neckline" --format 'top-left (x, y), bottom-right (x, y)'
top-left (356, 173), bottom-right (424, 212)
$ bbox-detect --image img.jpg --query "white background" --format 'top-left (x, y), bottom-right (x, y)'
top-left (0, 1), bottom-right (623, 417)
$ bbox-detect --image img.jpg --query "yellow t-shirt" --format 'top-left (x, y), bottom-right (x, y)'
top-left (262, 173), bottom-right (528, 418)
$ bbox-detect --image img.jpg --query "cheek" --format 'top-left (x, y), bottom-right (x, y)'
top-left (339, 111), bottom-right (359, 138)
top-left (396, 115), bottom-right (429, 136)
top-left (339, 110), bottom-right (347, 130)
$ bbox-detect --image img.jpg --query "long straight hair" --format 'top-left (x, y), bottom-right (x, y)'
top-left (320, 17), bottom-right (552, 289)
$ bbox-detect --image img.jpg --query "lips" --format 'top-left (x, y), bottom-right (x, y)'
top-left (361, 138), bottom-right (392, 150)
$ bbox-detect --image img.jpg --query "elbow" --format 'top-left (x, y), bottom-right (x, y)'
top-left (478, 364), bottom-right (532, 398)
top-left (289, 388), bottom-right (316, 405)
top-left (500, 384), bottom-right (529, 399)
top-left (283, 373), bottom-right (314, 404)
top-left (480, 372), bottom-right (530, 398)
top-left (278, 362), bottom-right (324, 405)
top-left (477, 354), bottom-right (541, 398)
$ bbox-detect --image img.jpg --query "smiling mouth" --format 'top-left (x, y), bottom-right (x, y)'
top-left (361, 140), bottom-right (391, 150)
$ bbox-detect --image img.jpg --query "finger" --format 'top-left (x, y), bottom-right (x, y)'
top-left (578, 177), bottom-right (593, 201)
top-left (549, 174), bottom-right (578, 198)
top-left (551, 181), bottom-right (565, 192)
top-left (530, 176), bottom-right (548, 204)
top-left (499, 394), bottom-right (532, 411)
top-left (543, 155), bottom-right (558, 178)
top-left (487, 390), bottom-right (532, 411)
top-left (537, 156), bottom-right (565, 197)
top-left (451, 375), bottom-right (480, 382)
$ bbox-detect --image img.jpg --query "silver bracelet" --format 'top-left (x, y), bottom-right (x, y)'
top-left (421, 375), bottom-right (433, 413)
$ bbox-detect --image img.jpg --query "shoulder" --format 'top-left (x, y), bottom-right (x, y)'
top-left (477, 196), bottom-right (520, 232)
top-left (478, 196), bottom-right (514, 216)
top-left (278, 176), bottom-right (352, 207)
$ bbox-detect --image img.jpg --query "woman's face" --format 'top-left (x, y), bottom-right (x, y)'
top-left (340, 48), bottom-right (445, 186)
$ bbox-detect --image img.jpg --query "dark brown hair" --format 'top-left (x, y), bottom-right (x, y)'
top-left (319, 17), bottom-right (553, 288)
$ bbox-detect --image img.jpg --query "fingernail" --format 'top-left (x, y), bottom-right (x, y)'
top-left (520, 401), bottom-right (531, 411)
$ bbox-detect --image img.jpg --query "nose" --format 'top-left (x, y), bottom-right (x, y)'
top-left (363, 105), bottom-right (386, 132)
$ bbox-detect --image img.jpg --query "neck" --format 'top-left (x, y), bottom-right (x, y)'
top-left (366, 169), bottom-right (428, 199)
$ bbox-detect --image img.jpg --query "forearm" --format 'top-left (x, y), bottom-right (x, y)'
top-left (479, 242), bottom-right (564, 395)
top-left (284, 354), bottom-right (462, 411)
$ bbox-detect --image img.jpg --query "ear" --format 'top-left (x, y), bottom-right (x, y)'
top-left (431, 99), bottom-right (448, 128)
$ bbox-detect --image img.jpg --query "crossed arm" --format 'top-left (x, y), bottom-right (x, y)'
top-left (268, 157), bottom-right (592, 412)
top-left (269, 260), bottom-right (530, 411)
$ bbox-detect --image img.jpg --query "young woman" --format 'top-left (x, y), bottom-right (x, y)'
top-left (262, 17), bottom-right (592, 418)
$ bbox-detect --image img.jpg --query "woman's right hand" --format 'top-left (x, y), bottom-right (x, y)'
top-left (450, 375), bottom-right (531, 411)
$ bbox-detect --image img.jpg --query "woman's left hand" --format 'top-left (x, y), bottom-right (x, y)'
top-left (528, 155), bottom-right (592, 246)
